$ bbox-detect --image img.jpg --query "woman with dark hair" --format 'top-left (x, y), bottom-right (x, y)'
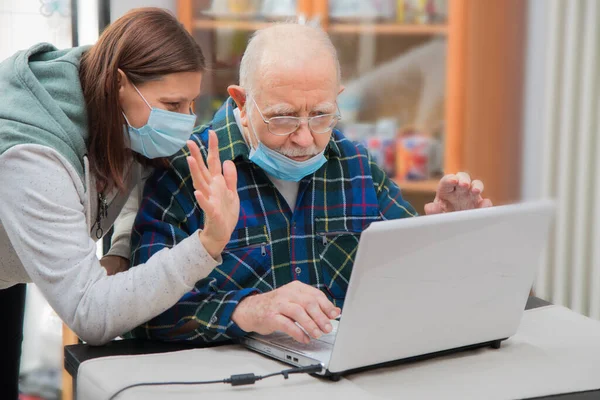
top-left (0, 8), bottom-right (239, 397)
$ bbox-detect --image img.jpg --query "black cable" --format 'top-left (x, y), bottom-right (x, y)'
top-left (108, 364), bottom-right (323, 399)
top-left (108, 379), bottom-right (225, 399)
top-left (259, 364), bottom-right (323, 380)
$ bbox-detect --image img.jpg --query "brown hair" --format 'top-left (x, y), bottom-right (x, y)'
top-left (80, 7), bottom-right (205, 192)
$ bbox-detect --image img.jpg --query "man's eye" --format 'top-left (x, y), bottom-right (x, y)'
top-left (166, 102), bottom-right (179, 109)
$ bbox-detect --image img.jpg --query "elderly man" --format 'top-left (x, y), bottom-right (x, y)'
top-left (129, 23), bottom-right (492, 344)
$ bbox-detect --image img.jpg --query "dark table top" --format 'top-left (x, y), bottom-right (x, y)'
top-left (64, 297), bottom-right (600, 399)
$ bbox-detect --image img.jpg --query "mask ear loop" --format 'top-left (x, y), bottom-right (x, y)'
top-left (122, 112), bottom-right (132, 126)
top-left (246, 95), bottom-right (262, 151)
top-left (122, 82), bottom-right (153, 127)
top-left (131, 83), bottom-right (153, 110)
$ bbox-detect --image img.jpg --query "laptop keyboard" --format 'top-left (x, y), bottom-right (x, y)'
top-left (318, 333), bottom-right (336, 345)
top-left (273, 336), bottom-right (333, 354)
top-left (269, 320), bottom-right (339, 354)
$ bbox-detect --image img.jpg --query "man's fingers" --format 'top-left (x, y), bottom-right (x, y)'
top-left (314, 294), bottom-right (340, 320)
top-left (424, 202), bottom-right (443, 215)
top-left (305, 302), bottom-right (334, 335)
top-left (471, 179), bottom-right (484, 195)
top-left (456, 172), bottom-right (471, 191)
top-left (207, 130), bottom-right (222, 177)
top-left (281, 303), bottom-right (323, 339)
top-left (437, 174), bottom-right (458, 194)
top-left (273, 314), bottom-right (310, 344)
top-left (478, 198), bottom-right (493, 208)
top-left (293, 282), bottom-right (340, 320)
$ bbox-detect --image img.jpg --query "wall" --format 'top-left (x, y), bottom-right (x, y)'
top-left (110, 0), bottom-right (175, 21)
top-left (0, 0), bottom-right (72, 61)
top-left (521, 0), bottom-right (549, 200)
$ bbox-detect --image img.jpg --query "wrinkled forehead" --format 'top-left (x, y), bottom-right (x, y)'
top-left (251, 58), bottom-right (339, 111)
top-left (254, 50), bottom-right (339, 91)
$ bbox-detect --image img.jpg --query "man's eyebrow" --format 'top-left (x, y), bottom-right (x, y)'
top-left (262, 102), bottom-right (337, 115)
top-left (312, 102), bottom-right (336, 113)
top-left (262, 103), bottom-right (297, 115)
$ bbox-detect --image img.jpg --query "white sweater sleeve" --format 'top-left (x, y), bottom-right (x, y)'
top-left (0, 145), bottom-right (220, 345)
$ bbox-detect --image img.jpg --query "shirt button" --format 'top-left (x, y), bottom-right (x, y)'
top-left (210, 316), bottom-right (217, 324)
top-left (295, 267), bottom-right (302, 274)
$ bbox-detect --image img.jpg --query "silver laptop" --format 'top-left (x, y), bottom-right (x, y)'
top-left (239, 200), bottom-right (555, 379)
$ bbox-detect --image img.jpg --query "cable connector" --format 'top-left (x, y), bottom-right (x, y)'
top-left (226, 373), bottom-right (260, 386)
top-left (226, 364), bottom-right (324, 387)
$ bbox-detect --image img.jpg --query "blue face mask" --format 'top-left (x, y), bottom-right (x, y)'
top-left (123, 84), bottom-right (196, 159)
top-left (247, 107), bottom-right (327, 182)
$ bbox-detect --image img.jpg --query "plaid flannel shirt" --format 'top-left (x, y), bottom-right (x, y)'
top-left (130, 97), bottom-right (417, 343)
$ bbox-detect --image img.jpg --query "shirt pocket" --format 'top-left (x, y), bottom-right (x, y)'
top-left (220, 226), bottom-right (273, 292)
top-left (315, 215), bottom-right (379, 300)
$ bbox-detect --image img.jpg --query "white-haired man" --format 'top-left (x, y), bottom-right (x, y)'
top-left (129, 23), bottom-right (492, 344)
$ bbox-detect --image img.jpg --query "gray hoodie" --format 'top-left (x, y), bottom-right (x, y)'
top-left (0, 43), bottom-right (218, 344)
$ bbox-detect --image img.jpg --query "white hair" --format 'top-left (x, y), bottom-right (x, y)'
top-left (239, 22), bottom-right (341, 97)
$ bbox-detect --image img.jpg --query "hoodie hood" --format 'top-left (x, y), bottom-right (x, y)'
top-left (0, 43), bottom-right (91, 178)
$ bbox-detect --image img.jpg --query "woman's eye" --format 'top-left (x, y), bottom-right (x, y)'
top-left (166, 102), bottom-right (179, 110)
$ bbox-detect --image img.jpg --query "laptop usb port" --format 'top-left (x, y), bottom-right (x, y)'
top-left (293, 357), bottom-right (299, 362)
top-left (286, 355), bottom-right (292, 360)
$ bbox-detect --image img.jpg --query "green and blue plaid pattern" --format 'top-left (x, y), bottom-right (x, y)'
top-left (129, 98), bottom-right (417, 343)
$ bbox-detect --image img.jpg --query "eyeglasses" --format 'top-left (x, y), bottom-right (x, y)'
top-left (250, 96), bottom-right (341, 136)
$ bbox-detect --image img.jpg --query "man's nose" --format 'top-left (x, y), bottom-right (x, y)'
top-left (289, 120), bottom-right (314, 147)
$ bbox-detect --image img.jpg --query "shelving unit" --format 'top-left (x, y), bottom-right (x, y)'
top-left (395, 179), bottom-right (439, 194)
top-left (194, 19), bottom-right (271, 31)
top-left (193, 18), bottom-right (447, 36)
top-left (178, 0), bottom-right (526, 209)
top-left (328, 22), bottom-right (447, 35)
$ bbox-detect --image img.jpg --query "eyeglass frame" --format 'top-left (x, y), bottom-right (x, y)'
top-left (248, 95), bottom-right (342, 136)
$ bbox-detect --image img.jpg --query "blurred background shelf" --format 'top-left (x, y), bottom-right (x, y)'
top-left (194, 19), bottom-right (272, 31)
top-left (328, 22), bottom-right (447, 35)
top-left (194, 19), bottom-right (448, 36)
top-left (395, 179), bottom-right (439, 194)
top-left (178, 0), bottom-right (525, 214)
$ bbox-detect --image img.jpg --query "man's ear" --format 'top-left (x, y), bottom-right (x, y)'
top-left (228, 85), bottom-right (247, 110)
top-left (228, 85), bottom-right (249, 124)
